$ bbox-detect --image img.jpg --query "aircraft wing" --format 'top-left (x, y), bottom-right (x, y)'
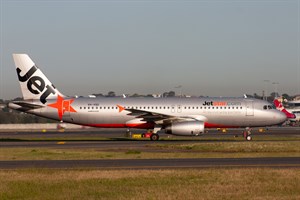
top-left (9, 101), bottom-right (44, 112)
top-left (126, 108), bottom-right (175, 123)
top-left (122, 106), bottom-right (205, 125)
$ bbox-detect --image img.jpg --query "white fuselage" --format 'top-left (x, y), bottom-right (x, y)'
top-left (10, 97), bottom-right (286, 129)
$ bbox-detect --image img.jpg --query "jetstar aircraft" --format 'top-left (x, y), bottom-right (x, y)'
top-left (9, 54), bottom-right (287, 141)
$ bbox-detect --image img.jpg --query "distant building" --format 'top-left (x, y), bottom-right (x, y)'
top-left (292, 95), bottom-right (300, 101)
top-left (0, 103), bottom-right (5, 110)
top-left (286, 96), bottom-right (300, 122)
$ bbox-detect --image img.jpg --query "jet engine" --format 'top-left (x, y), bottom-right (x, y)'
top-left (165, 121), bottom-right (204, 136)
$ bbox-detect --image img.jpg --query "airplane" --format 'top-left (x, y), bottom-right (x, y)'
top-left (274, 97), bottom-right (298, 122)
top-left (8, 54), bottom-right (287, 141)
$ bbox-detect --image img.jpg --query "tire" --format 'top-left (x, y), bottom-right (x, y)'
top-left (150, 134), bottom-right (159, 141)
top-left (246, 136), bottom-right (252, 141)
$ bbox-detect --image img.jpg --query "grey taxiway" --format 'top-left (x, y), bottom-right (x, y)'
top-left (0, 127), bottom-right (299, 169)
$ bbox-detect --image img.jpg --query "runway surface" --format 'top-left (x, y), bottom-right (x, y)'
top-left (0, 157), bottom-right (299, 169)
top-left (1, 127), bottom-right (299, 169)
top-left (1, 126), bottom-right (299, 149)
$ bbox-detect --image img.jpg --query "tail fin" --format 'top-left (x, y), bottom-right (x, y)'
top-left (13, 54), bottom-right (64, 104)
top-left (273, 97), bottom-right (296, 119)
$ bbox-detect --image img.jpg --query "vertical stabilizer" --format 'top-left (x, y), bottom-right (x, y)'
top-left (13, 54), bottom-right (64, 104)
top-left (273, 97), bottom-right (296, 119)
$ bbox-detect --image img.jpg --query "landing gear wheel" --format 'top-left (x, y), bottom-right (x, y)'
top-left (243, 127), bottom-right (252, 141)
top-left (150, 134), bottom-right (159, 141)
top-left (246, 136), bottom-right (252, 141)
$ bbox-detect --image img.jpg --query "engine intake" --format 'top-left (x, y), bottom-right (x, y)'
top-left (165, 121), bottom-right (204, 136)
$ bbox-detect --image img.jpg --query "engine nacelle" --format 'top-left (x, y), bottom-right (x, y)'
top-left (165, 121), bottom-right (205, 136)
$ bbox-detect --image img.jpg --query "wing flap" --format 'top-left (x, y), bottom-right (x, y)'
top-left (121, 106), bottom-right (206, 126)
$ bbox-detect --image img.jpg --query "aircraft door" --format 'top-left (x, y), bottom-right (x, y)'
top-left (60, 100), bottom-right (76, 124)
top-left (63, 100), bottom-right (71, 117)
top-left (246, 101), bottom-right (254, 116)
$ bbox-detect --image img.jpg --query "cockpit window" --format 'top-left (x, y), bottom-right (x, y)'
top-left (268, 105), bottom-right (273, 109)
top-left (264, 105), bottom-right (275, 110)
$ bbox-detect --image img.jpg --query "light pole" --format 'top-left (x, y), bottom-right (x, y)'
top-left (272, 82), bottom-right (279, 98)
top-left (263, 80), bottom-right (270, 101)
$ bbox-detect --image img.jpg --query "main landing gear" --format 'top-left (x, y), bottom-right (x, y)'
top-left (150, 133), bottom-right (160, 141)
top-left (149, 126), bottom-right (161, 141)
top-left (243, 127), bottom-right (252, 141)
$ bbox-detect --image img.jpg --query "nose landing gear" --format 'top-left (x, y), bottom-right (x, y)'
top-left (243, 127), bottom-right (252, 141)
top-left (149, 126), bottom-right (162, 141)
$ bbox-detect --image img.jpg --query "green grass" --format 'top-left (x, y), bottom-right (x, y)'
top-left (1, 135), bottom-right (299, 199)
top-left (0, 140), bottom-right (300, 160)
top-left (0, 168), bottom-right (299, 200)
top-left (151, 141), bottom-right (300, 153)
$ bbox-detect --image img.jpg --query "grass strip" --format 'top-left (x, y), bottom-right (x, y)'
top-left (0, 141), bottom-right (299, 161)
top-left (0, 168), bottom-right (299, 200)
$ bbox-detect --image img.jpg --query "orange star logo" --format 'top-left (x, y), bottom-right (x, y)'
top-left (48, 95), bottom-right (76, 120)
top-left (117, 105), bottom-right (125, 113)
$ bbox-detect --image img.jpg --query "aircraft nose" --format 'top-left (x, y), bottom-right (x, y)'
top-left (277, 111), bottom-right (287, 123)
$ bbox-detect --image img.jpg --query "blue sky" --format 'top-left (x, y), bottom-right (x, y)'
top-left (0, 0), bottom-right (299, 99)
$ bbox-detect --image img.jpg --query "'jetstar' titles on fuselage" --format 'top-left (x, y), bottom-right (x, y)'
top-left (17, 65), bottom-right (56, 104)
top-left (202, 101), bottom-right (242, 106)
